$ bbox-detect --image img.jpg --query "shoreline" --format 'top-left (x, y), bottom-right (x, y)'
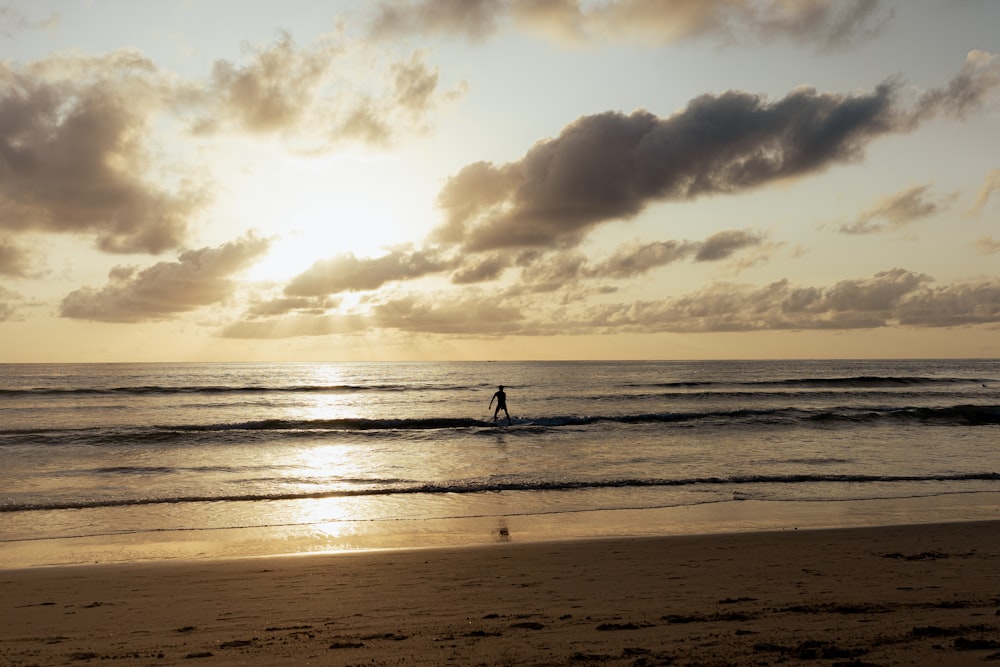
top-left (2, 519), bottom-right (999, 665)
top-left (3, 492), bottom-right (999, 569)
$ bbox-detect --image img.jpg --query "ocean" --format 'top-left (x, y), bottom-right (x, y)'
top-left (2, 359), bottom-right (999, 567)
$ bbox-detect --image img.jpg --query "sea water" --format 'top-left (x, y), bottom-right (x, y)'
top-left (2, 360), bottom-right (999, 566)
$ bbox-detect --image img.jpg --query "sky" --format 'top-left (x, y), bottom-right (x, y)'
top-left (1, 0), bottom-right (999, 363)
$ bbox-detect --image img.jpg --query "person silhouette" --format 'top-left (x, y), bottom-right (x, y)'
top-left (489, 385), bottom-right (511, 425)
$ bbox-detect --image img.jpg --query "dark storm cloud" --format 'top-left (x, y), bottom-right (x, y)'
top-left (59, 233), bottom-right (271, 323)
top-left (0, 51), bottom-right (208, 254)
top-left (434, 54), bottom-right (999, 253)
top-left (284, 247), bottom-right (454, 297)
top-left (368, 0), bottom-right (890, 51)
top-left (838, 184), bottom-right (943, 234)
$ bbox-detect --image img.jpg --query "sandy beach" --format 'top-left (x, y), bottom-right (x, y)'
top-left (2, 521), bottom-right (999, 666)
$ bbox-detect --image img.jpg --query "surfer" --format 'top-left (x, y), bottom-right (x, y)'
top-left (490, 385), bottom-right (511, 425)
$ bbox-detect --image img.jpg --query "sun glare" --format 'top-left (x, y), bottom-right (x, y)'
top-left (238, 149), bottom-right (438, 283)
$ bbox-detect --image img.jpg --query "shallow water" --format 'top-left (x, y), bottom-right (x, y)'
top-left (2, 360), bottom-right (999, 566)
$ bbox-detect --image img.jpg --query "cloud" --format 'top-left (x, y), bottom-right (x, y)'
top-left (584, 230), bottom-right (764, 280)
top-left (0, 6), bottom-right (59, 37)
top-left (198, 31), bottom-right (335, 136)
top-left (0, 51), bottom-right (209, 254)
top-left (839, 184), bottom-right (944, 234)
top-left (0, 285), bottom-right (22, 321)
top-left (219, 313), bottom-right (369, 339)
top-left (434, 55), bottom-right (999, 252)
top-left (584, 268), bottom-right (1000, 333)
top-left (285, 247), bottom-right (454, 297)
top-left (373, 291), bottom-right (525, 335)
top-left (694, 229), bottom-right (767, 261)
top-left (0, 236), bottom-right (34, 277)
top-left (974, 236), bottom-right (1000, 255)
top-left (969, 168), bottom-right (1000, 215)
top-left (514, 250), bottom-right (590, 294)
top-left (228, 267), bottom-right (1000, 340)
top-left (370, 0), bottom-right (504, 41)
top-left (743, 0), bottom-right (890, 52)
top-left (244, 295), bottom-right (341, 318)
top-left (912, 50), bottom-right (1000, 122)
top-left (589, 240), bottom-right (694, 279)
top-left (896, 279), bottom-right (1000, 327)
top-left (532, 0), bottom-right (890, 51)
top-left (447, 229), bottom-right (765, 298)
top-left (0, 33), bottom-right (461, 262)
top-left (250, 260), bottom-right (1000, 340)
top-left (59, 233), bottom-right (271, 322)
top-left (450, 252), bottom-right (512, 284)
top-left (0, 283), bottom-right (43, 321)
top-left (369, 0), bottom-right (891, 51)
top-left (220, 290), bottom-right (528, 339)
top-left (189, 33), bottom-right (461, 149)
top-left (285, 224), bottom-right (767, 299)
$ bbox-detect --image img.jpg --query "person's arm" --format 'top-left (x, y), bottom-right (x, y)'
top-left (489, 393), bottom-right (495, 408)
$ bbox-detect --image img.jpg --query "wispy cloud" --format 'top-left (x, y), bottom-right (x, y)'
top-left (368, 0), bottom-right (892, 51)
top-left (838, 184), bottom-right (948, 234)
top-left (969, 168), bottom-right (1000, 215)
top-left (974, 236), bottom-right (1000, 256)
top-left (0, 6), bottom-right (58, 38)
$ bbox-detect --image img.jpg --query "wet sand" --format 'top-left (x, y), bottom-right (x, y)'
top-left (2, 521), bottom-right (999, 665)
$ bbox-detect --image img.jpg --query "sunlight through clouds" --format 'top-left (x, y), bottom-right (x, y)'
top-left (1, 0), bottom-right (998, 360)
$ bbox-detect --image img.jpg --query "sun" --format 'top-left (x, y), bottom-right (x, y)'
top-left (221, 146), bottom-right (441, 284)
